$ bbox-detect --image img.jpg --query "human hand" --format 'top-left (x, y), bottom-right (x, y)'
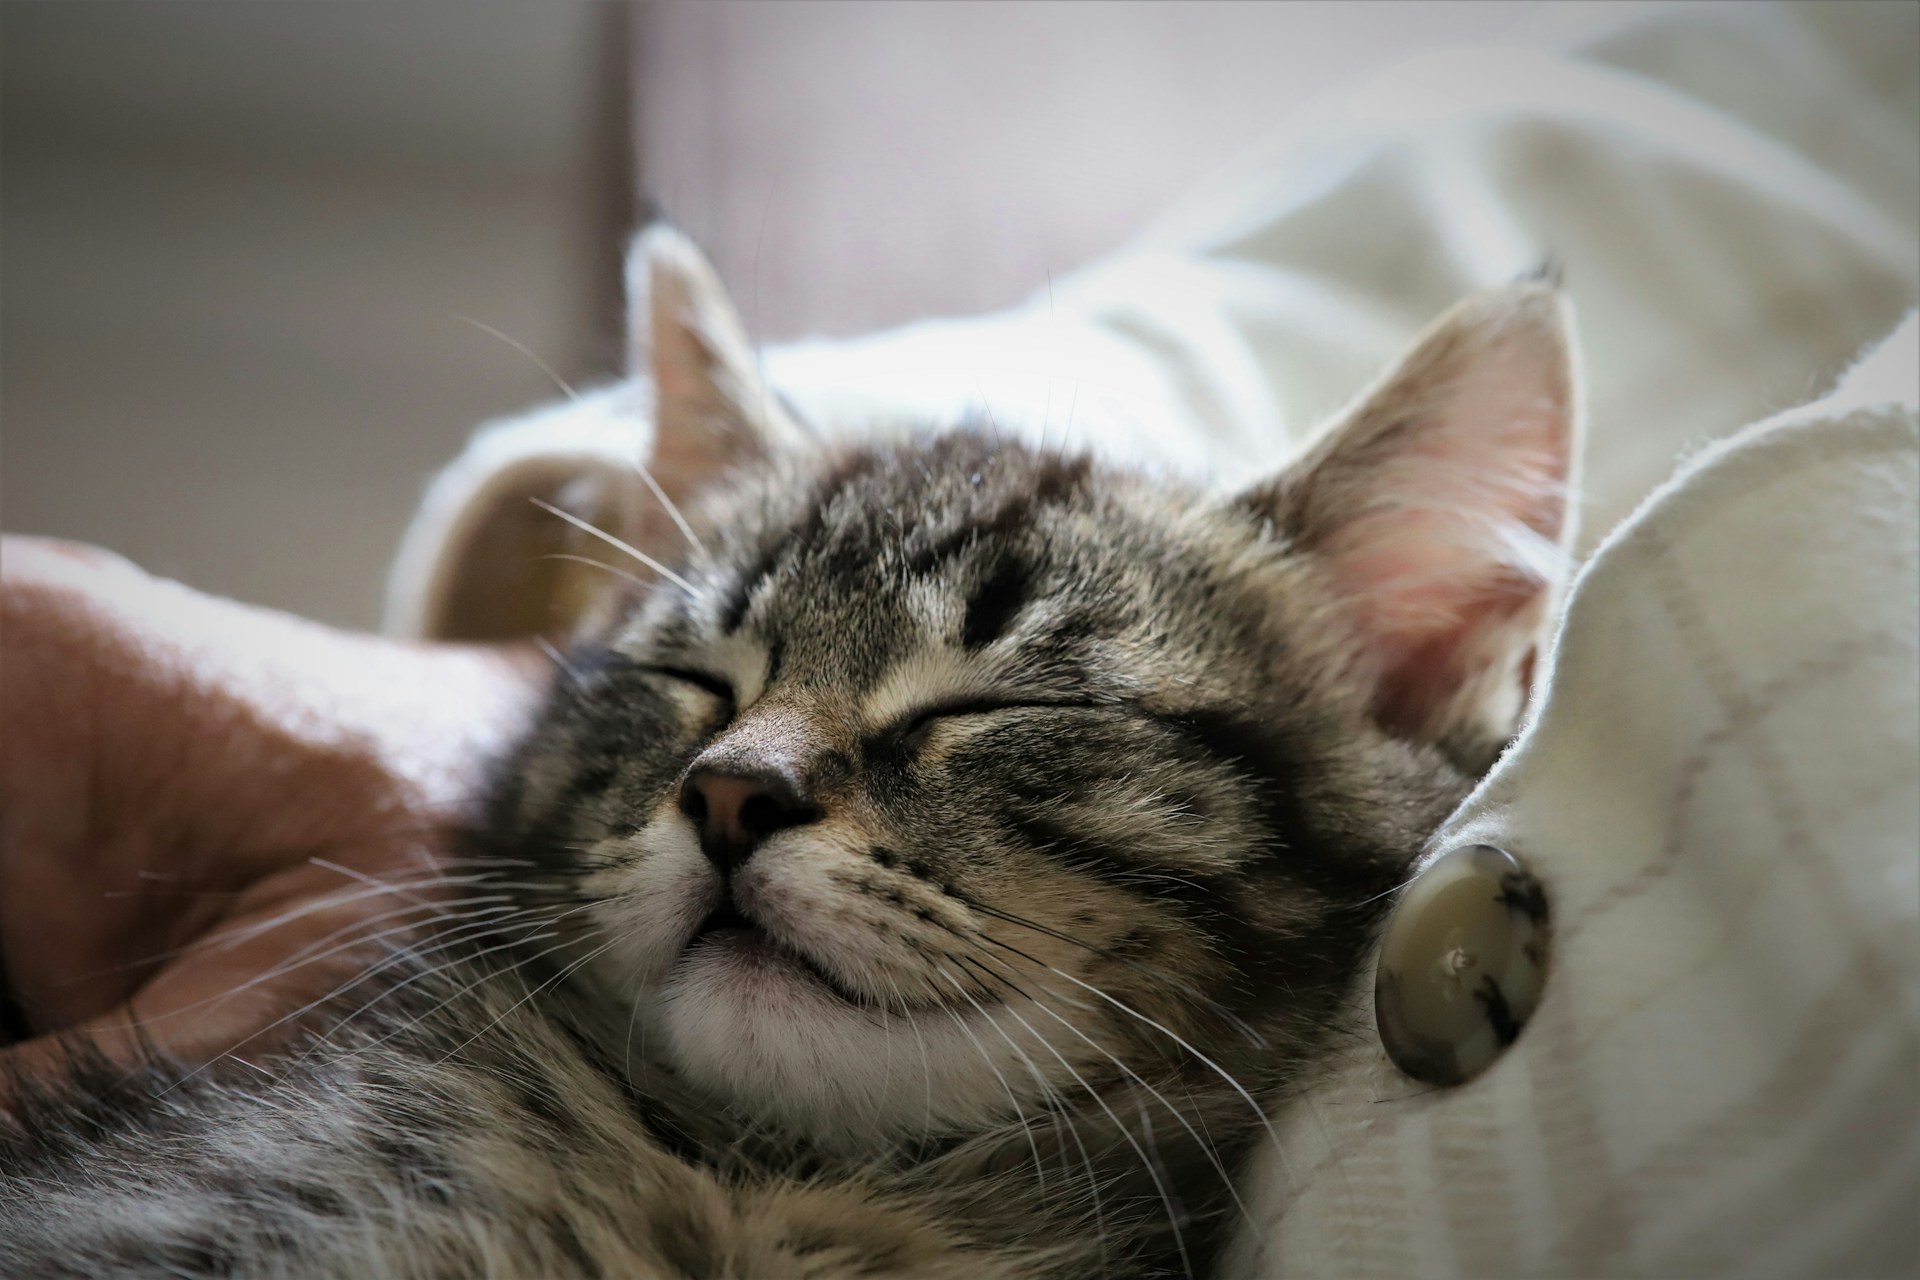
top-left (0, 537), bottom-right (544, 1098)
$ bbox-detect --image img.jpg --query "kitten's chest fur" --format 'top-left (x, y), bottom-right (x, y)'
top-left (3, 946), bottom-right (1217, 1280)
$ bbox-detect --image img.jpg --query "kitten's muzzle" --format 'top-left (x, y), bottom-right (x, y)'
top-left (679, 762), bottom-right (822, 874)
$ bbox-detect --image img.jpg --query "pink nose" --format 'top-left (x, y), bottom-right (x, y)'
top-left (678, 764), bottom-right (820, 873)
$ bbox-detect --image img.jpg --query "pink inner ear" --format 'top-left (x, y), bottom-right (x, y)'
top-left (1318, 336), bottom-right (1572, 742)
top-left (1358, 560), bottom-right (1551, 740)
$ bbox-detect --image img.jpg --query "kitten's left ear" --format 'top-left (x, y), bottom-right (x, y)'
top-left (1239, 283), bottom-right (1581, 767)
top-left (626, 222), bottom-right (807, 477)
top-left (617, 222), bottom-right (811, 566)
top-left (402, 226), bottom-right (799, 642)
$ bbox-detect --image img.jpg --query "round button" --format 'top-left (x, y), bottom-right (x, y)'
top-left (1375, 844), bottom-right (1550, 1086)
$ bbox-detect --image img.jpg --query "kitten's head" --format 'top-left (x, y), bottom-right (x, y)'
top-left (488, 229), bottom-right (1578, 1152)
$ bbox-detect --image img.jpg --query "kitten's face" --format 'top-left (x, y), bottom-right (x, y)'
top-left (485, 233), bottom-right (1574, 1150)
top-left (499, 434), bottom-right (1465, 1146)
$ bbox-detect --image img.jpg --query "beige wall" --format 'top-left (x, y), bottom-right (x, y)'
top-left (638, 1), bottom-right (1536, 341)
top-left (2, 1), bottom-right (626, 628)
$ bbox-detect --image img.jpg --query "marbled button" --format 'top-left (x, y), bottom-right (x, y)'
top-left (1375, 843), bottom-right (1550, 1087)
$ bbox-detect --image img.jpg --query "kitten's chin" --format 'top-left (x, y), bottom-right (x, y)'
top-left (681, 909), bottom-right (879, 1008)
top-left (651, 945), bottom-right (1060, 1151)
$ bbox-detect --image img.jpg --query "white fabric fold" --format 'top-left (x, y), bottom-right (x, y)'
top-left (382, 6), bottom-right (1919, 1270)
top-left (386, 2), bottom-right (1916, 638)
top-left (1226, 313), bottom-right (1919, 1280)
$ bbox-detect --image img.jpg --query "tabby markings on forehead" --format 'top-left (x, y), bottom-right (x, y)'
top-left (859, 647), bottom-right (999, 732)
top-left (704, 632), bottom-right (772, 710)
top-left (904, 575), bottom-right (957, 637)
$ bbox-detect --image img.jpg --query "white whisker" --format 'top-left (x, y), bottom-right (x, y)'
top-left (933, 968), bottom-right (1047, 1197)
top-left (628, 457), bottom-right (707, 558)
top-left (536, 634), bottom-right (586, 686)
top-left (453, 314), bottom-right (578, 401)
top-left (430, 935), bottom-right (620, 1067)
top-left (993, 996), bottom-right (1194, 1278)
top-left (995, 958), bottom-right (1261, 1239)
top-left (532, 553), bottom-right (660, 596)
top-left (1034, 959), bottom-right (1281, 1157)
top-left (530, 498), bottom-right (694, 593)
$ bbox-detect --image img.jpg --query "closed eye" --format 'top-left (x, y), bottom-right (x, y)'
top-left (894, 697), bottom-right (1103, 747)
top-left (635, 664), bottom-right (735, 704)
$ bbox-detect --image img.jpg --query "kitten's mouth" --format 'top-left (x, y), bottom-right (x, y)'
top-left (686, 902), bottom-right (876, 1008)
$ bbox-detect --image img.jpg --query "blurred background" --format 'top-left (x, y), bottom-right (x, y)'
top-left (2, 0), bottom-right (1536, 629)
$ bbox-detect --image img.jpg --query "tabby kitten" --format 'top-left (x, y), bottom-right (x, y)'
top-left (0, 229), bottom-right (1577, 1278)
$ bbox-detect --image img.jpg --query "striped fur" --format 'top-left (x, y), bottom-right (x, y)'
top-left (2, 276), bottom-right (1576, 1277)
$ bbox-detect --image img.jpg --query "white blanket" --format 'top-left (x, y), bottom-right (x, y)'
top-left (389, 2), bottom-right (1917, 634)
top-left (752, 0), bottom-right (1917, 554)
top-left (1226, 316), bottom-right (1919, 1278)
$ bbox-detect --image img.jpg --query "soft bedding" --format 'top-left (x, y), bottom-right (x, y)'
top-left (385, 4), bottom-right (1919, 1275)
top-left (1226, 316), bottom-right (1919, 1278)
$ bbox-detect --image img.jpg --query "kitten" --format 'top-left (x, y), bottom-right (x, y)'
top-left (0, 229), bottom-right (1576, 1278)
